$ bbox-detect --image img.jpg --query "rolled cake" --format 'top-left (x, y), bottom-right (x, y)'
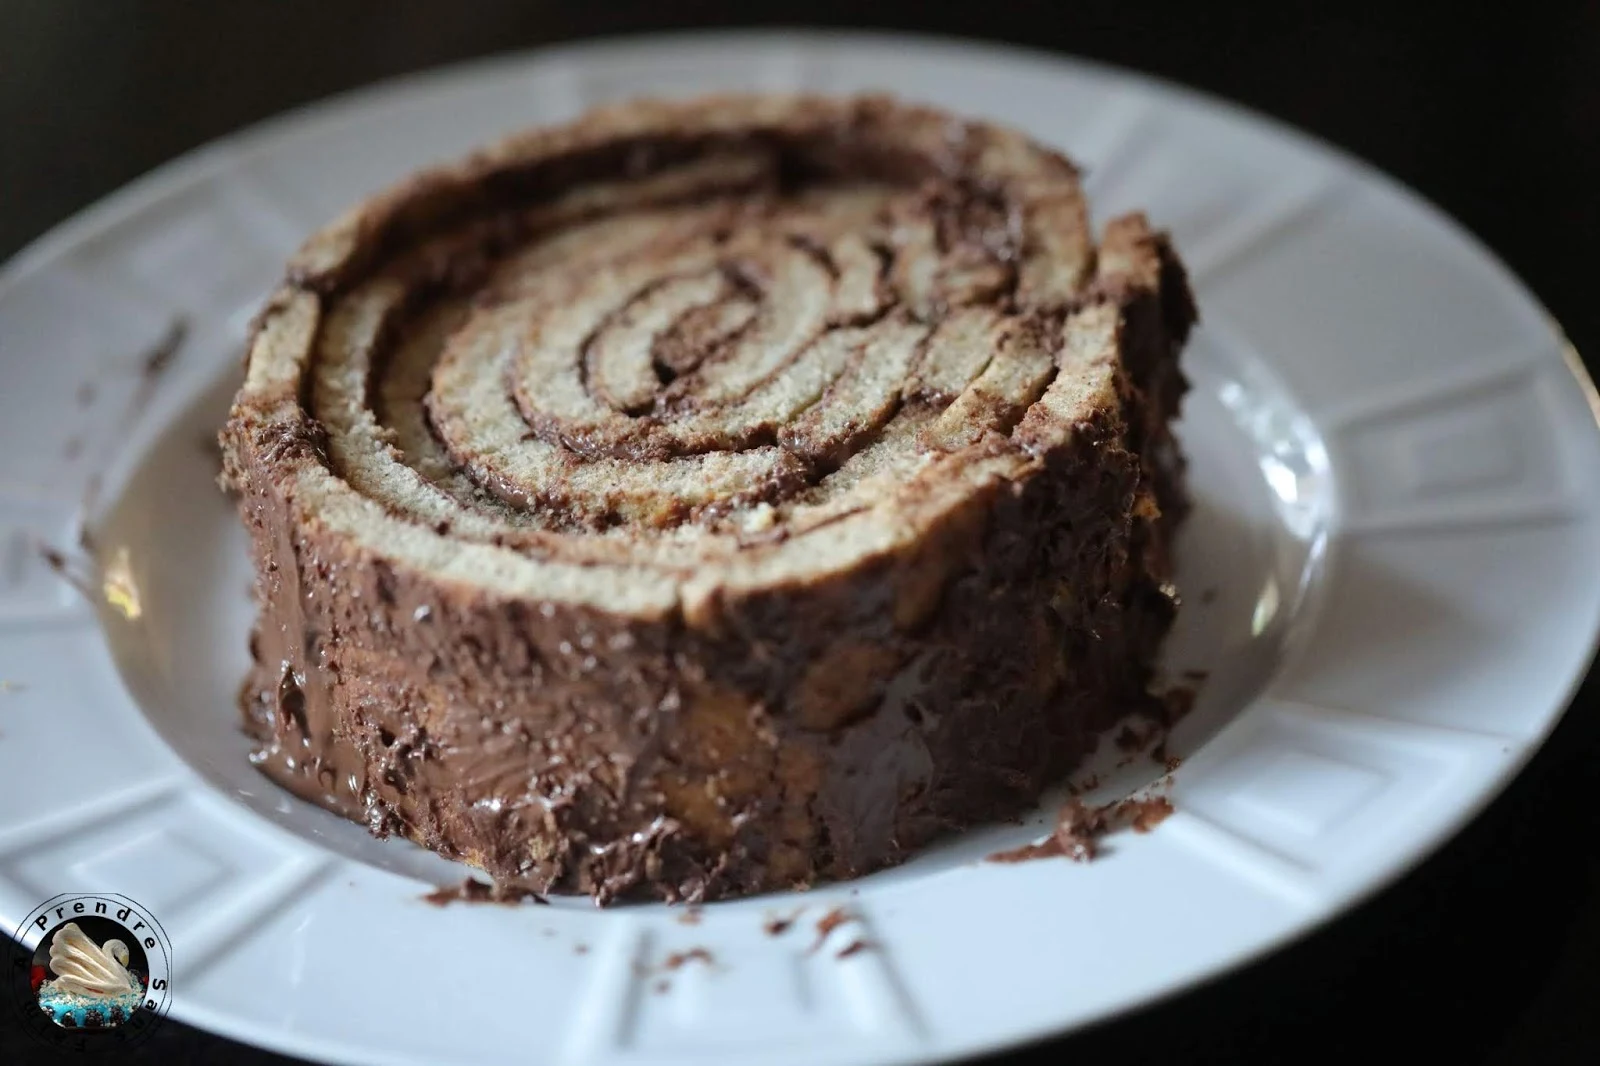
top-left (221, 94), bottom-right (1196, 903)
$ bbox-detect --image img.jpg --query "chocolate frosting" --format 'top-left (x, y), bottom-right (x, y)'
top-left (220, 94), bottom-right (1196, 904)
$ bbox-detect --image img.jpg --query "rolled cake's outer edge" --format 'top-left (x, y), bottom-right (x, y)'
top-left (220, 94), bottom-right (1196, 903)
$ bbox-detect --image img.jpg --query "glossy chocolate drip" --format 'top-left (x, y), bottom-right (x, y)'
top-left (221, 94), bottom-right (1195, 904)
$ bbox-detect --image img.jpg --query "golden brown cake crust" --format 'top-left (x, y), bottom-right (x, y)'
top-left (221, 93), bottom-right (1196, 903)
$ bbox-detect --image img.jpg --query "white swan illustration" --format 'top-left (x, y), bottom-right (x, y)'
top-left (45, 922), bottom-right (140, 998)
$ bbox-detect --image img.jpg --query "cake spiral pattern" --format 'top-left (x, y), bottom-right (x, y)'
top-left (223, 95), bottom-right (1196, 903)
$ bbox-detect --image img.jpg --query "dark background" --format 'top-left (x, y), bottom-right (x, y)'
top-left (3, 2), bottom-right (1597, 1064)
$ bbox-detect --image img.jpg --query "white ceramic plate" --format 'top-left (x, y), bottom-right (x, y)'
top-left (2, 30), bottom-right (1597, 1066)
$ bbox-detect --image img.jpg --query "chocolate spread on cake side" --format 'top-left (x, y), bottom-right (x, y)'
top-left (220, 94), bottom-right (1196, 904)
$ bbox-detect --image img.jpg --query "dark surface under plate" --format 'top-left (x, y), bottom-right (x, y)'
top-left (2, 3), bottom-right (1597, 1064)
